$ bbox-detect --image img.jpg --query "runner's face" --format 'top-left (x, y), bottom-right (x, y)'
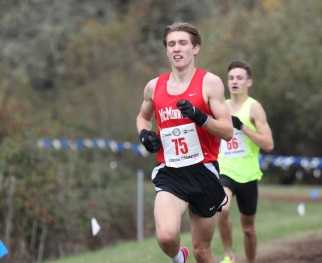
top-left (165, 31), bottom-right (199, 69)
top-left (227, 68), bottom-right (252, 95)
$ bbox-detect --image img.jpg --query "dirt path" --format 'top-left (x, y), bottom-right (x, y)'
top-left (260, 191), bottom-right (322, 203)
top-left (255, 231), bottom-right (322, 263)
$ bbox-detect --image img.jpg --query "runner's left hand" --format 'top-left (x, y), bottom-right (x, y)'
top-left (176, 99), bottom-right (208, 126)
top-left (232, 116), bottom-right (243, 130)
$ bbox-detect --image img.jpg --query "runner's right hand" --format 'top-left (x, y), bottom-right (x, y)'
top-left (139, 129), bottom-right (161, 153)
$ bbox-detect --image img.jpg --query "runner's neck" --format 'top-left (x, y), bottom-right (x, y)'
top-left (229, 94), bottom-right (249, 113)
top-left (170, 66), bottom-right (196, 85)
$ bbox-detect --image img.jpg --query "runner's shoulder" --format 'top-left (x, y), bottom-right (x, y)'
top-left (144, 77), bottom-right (158, 100)
top-left (203, 72), bottom-right (225, 96)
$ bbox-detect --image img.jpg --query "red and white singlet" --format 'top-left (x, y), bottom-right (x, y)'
top-left (153, 68), bottom-right (220, 167)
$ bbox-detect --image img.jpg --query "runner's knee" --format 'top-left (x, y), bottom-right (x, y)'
top-left (242, 224), bottom-right (255, 237)
top-left (156, 230), bottom-right (178, 246)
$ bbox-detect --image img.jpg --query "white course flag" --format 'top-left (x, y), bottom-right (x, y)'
top-left (91, 217), bottom-right (101, 236)
top-left (297, 202), bottom-right (306, 216)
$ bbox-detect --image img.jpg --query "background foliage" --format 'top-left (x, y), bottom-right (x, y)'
top-left (0, 0), bottom-right (321, 262)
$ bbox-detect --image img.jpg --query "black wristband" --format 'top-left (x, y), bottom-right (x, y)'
top-left (193, 107), bottom-right (208, 126)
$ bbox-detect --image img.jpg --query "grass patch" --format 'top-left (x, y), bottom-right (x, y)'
top-left (46, 185), bottom-right (322, 263)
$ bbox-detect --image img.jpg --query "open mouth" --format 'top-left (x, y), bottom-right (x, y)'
top-left (173, 55), bottom-right (183, 61)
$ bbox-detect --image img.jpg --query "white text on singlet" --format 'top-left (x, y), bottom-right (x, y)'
top-left (160, 123), bottom-right (204, 168)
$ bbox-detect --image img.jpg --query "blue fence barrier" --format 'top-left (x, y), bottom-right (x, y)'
top-left (37, 138), bottom-right (149, 157)
top-left (0, 241), bottom-right (8, 258)
top-left (260, 155), bottom-right (322, 170)
top-left (37, 138), bottom-right (322, 170)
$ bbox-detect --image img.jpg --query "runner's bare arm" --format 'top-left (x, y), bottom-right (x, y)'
top-left (202, 73), bottom-right (233, 141)
top-left (136, 78), bottom-right (157, 133)
top-left (243, 101), bottom-right (274, 152)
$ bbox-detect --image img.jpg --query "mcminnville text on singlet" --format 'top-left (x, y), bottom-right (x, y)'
top-left (159, 107), bottom-right (183, 122)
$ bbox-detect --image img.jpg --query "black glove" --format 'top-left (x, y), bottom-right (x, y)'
top-left (139, 129), bottom-right (161, 153)
top-left (176, 99), bottom-right (208, 126)
top-left (232, 116), bottom-right (243, 130)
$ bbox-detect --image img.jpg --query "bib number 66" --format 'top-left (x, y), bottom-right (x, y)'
top-left (226, 137), bottom-right (239, 150)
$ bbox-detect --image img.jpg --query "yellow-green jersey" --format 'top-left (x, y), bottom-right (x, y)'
top-left (218, 97), bottom-right (262, 183)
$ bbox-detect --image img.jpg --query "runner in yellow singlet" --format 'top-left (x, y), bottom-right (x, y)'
top-left (218, 61), bottom-right (274, 263)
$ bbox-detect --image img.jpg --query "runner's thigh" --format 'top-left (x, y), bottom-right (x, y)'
top-left (154, 191), bottom-right (188, 236)
top-left (236, 180), bottom-right (258, 215)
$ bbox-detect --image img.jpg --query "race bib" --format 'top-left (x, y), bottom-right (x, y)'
top-left (160, 123), bottom-right (204, 168)
top-left (220, 130), bottom-right (247, 158)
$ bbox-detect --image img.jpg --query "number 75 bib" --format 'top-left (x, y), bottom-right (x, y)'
top-left (160, 123), bottom-right (204, 168)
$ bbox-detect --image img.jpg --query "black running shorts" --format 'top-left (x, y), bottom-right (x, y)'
top-left (151, 161), bottom-right (227, 217)
top-left (220, 174), bottom-right (258, 215)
